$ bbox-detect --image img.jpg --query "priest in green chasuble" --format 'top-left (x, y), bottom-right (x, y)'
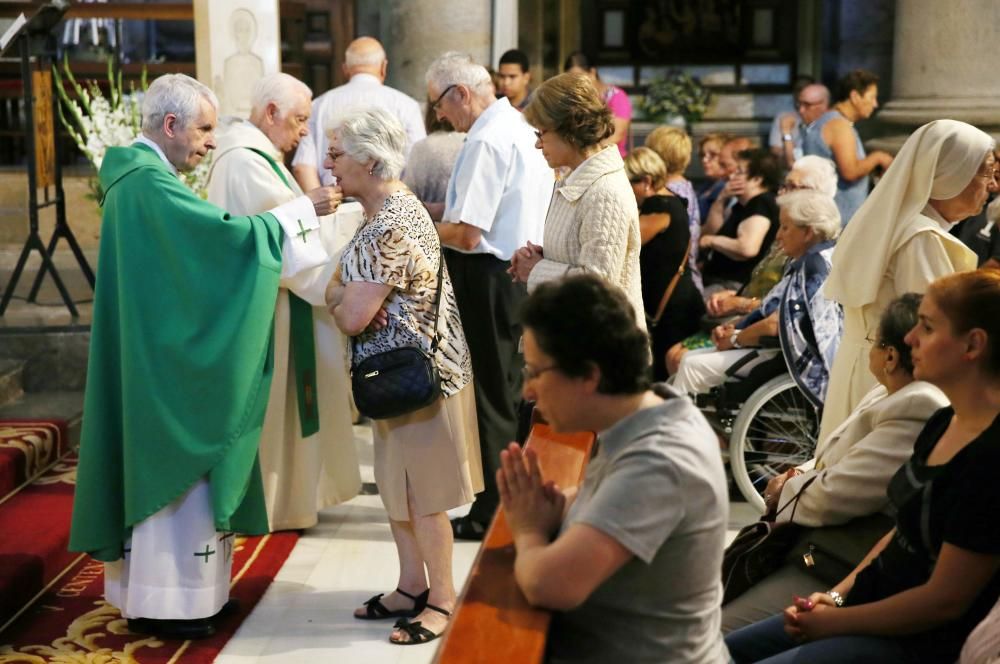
top-left (206, 72), bottom-right (362, 531)
top-left (68, 73), bottom-right (343, 640)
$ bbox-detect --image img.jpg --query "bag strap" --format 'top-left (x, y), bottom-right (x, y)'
top-left (428, 247), bottom-right (445, 352)
top-left (773, 474), bottom-right (818, 523)
top-left (649, 237), bottom-right (691, 327)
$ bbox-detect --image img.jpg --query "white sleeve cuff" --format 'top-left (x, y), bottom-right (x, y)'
top-left (269, 196), bottom-right (329, 279)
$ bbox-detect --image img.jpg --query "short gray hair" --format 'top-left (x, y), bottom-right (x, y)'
top-left (777, 189), bottom-right (842, 241)
top-left (142, 74), bottom-right (219, 134)
top-left (250, 72), bottom-right (312, 116)
top-left (425, 51), bottom-right (493, 101)
top-left (328, 107), bottom-right (407, 181)
top-left (790, 155), bottom-right (838, 198)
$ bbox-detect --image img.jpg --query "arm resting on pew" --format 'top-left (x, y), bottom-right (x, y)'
top-left (499, 443), bottom-right (632, 611)
top-left (512, 524), bottom-right (632, 611)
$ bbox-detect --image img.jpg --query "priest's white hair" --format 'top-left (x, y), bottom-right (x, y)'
top-left (425, 51), bottom-right (493, 102)
top-left (790, 155), bottom-right (838, 199)
top-left (329, 107), bottom-right (406, 181)
top-left (142, 74), bottom-right (219, 134)
top-left (250, 73), bottom-right (312, 116)
top-left (776, 189), bottom-right (842, 242)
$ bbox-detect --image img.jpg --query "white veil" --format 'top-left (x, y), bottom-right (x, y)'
top-left (824, 119), bottom-right (994, 308)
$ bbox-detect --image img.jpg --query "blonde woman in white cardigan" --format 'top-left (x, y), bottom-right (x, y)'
top-left (722, 293), bottom-right (947, 632)
top-left (508, 72), bottom-right (645, 328)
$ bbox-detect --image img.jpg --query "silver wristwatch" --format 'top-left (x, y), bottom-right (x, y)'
top-left (827, 590), bottom-right (844, 607)
top-left (729, 330), bottom-right (742, 349)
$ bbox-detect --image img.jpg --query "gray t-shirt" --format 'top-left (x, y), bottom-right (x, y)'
top-left (546, 385), bottom-right (730, 664)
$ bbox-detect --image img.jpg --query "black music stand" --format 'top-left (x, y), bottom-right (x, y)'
top-left (0, 0), bottom-right (94, 318)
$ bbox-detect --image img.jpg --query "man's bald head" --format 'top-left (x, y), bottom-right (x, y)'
top-left (344, 37), bottom-right (387, 81)
top-left (796, 83), bottom-right (831, 125)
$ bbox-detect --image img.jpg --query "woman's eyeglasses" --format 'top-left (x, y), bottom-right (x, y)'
top-left (521, 364), bottom-right (558, 382)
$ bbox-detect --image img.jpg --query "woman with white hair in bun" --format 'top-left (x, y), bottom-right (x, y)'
top-left (818, 119), bottom-right (995, 442)
top-left (323, 107), bottom-right (483, 645)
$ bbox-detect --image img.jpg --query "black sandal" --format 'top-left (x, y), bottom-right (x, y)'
top-left (354, 587), bottom-right (429, 620)
top-left (390, 603), bottom-right (452, 645)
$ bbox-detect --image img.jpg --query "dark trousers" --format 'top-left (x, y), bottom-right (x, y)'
top-left (445, 250), bottom-right (526, 525)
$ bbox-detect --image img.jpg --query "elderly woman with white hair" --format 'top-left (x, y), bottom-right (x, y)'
top-left (323, 108), bottom-right (483, 645)
top-left (818, 119), bottom-right (994, 441)
top-left (672, 190), bottom-right (843, 406)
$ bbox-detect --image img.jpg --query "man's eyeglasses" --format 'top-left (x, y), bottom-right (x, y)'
top-left (431, 84), bottom-right (458, 111)
top-left (795, 99), bottom-right (824, 109)
top-left (521, 363), bottom-right (558, 382)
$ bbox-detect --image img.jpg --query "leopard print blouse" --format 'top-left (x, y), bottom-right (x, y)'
top-left (340, 190), bottom-right (473, 397)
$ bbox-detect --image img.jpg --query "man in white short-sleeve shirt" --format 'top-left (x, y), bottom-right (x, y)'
top-left (291, 36), bottom-right (424, 190)
top-left (424, 51), bottom-right (553, 538)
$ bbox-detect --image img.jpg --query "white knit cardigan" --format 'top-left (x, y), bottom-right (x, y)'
top-left (527, 145), bottom-right (645, 329)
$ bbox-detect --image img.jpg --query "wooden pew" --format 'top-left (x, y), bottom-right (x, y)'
top-left (434, 424), bottom-right (595, 664)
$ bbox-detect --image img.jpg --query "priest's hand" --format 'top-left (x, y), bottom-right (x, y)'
top-left (307, 186), bottom-right (343, 217)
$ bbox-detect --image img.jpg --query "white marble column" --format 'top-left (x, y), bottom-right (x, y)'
top-left (379, 0), bottom-right (492, 102)
top-left (878, 0), bottom-right (1000, 131)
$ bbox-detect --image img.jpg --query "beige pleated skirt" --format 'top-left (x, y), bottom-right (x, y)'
top-left (372, 383), bottom-right (484, 522)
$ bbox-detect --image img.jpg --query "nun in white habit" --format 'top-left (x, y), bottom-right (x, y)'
top-left (818, 119), bottom-right (992, 441)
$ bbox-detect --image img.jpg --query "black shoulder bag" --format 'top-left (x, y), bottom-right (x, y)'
top-left (350, 250), bottom-right (445, 420)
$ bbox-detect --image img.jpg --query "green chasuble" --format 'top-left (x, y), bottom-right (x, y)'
top-left (70, 143), bottom-right (285, 562)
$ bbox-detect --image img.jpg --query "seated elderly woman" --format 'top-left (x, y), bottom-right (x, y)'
top-left (498, 274), bottom-right (729, 664)
top-left (726, 269), bottom-right (1000, 664)
top-left (323, 108), bottom-right (483, 645)
top-left (623, 146), bottom-right (705, 380)
top-left (508, 72), bottom-right (643, 327)
top-left (819, 119), bottom-right (994, 443)
top-left (700, 148), bottom-right (782, 295)
top-left (671, 189), bottom-right (842, 407)
top-left (665, 156), bottom-right (840, 376)
top-left (721, 294), bottom-right (948, 633)
top-left (697, 132), bottom-right (731, 222)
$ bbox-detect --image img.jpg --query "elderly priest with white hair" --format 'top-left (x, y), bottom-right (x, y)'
top-left (68, 73), bottom-right (342, 641)
top-left (207, 72), bottom-right (363, 533)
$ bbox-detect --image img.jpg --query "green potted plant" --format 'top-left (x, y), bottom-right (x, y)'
top-left (640, 71), bottom-right (712, 127)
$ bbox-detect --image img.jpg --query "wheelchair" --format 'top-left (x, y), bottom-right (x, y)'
top-left (694, 341), bottom-right (822, 513)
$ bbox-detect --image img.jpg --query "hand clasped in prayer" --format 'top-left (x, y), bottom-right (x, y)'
top-left (497, 442), bottom-right (565, 538)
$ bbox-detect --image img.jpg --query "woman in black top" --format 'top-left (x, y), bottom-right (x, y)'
top-left (726, 268), bottom-right (1000, 664)
top-left (700, 148), bottom-right (782, 294)
top-left (625, 147), bottom-right (705, 380)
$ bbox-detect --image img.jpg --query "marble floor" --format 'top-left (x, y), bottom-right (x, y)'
top-left (216, 424), bottom-right (760, 664)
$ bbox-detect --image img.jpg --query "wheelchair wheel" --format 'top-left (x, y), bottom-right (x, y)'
top-left (728, 374), bottom-right (820, 513)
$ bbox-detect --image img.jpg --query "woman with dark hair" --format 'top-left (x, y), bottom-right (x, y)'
top-left (721, 293), bottom-right (948, 632)
top-left (509, 72), bottom-right (643, 327)
top-left (497, 274), bottom-right (729, 664)
top-left (727, 269), bottom-right (1000, 663)
top-left (700, 147), bottom-right (783, 294)
top-left (563, 51), bottom-right (632, 156)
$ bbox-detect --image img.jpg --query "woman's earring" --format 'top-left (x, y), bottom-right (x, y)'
top-left (368, 167), bottom-right (374, 176)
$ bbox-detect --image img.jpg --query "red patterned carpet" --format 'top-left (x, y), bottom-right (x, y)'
top-left (0, 424), bottom-right (300, 663)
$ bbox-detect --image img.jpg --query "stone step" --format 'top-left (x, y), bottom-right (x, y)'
top-left (0, 359), bottom-right (25, 407)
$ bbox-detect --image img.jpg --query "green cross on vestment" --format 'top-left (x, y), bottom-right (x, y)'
top-left (194, 544), bottom-right (216, 563)
top-left (296, 219), bottom-right (312, 243)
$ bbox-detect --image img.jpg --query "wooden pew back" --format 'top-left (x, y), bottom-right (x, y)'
top-left (434, 424), bottom-right (595, 664)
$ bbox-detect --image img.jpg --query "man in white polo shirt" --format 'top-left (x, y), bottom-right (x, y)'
top-left (424, 51), bottom-right (554, 539)
top-left (291, 36), bottom-right (425, 190)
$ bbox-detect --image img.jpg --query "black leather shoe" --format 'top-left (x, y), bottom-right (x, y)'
top-left (127, 617), bottom-right (216, 640)
top-left (450, 515), bottom-right (487, 541)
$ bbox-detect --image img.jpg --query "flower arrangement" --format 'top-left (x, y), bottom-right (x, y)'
top-left (640, 71), bottom-right (712, 126)
top-left (53, 56), bottom-right (211, 199)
